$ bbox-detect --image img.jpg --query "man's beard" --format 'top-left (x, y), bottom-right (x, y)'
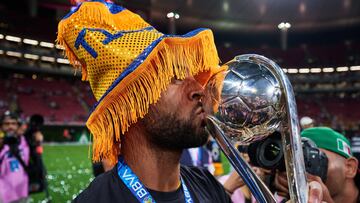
top-left (141, 109), bottom-right (209, 151)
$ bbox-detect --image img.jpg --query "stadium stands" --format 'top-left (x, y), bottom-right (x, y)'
top-left (0, 76), bottom-right (91, 124)
top-left (297, 96), bottom-right (360, 130)
top-left (0, 73), bottom-right (358, 133)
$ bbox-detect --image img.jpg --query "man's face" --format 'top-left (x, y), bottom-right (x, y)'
top-left (141, 76), bottom-right (210, 150)
top-left (321, 149), bottom-right (347, 197)
top-left (1, 117), bottom-right (19, 135)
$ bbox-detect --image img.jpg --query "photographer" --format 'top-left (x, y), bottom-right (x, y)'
top-left (23, 114), bottom-right (47, 195)
top-left (300, 116), bottom-right (315, 130)
top-left (0, 111), bottom-right (30, 203)
top-left (274, 127), bottom-right (360, 203)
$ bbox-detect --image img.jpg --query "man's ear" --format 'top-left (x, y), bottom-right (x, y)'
top-left (345, 157), bottom-right (359, 178)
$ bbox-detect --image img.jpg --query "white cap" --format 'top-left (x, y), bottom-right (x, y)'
top-left (300, 116), bottom-right (313, 127)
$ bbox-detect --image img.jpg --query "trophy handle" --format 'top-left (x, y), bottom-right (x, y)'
top-left (206, 116), bottom-right (277, 203)
top-left (241, 54), bottom-right (308, 203)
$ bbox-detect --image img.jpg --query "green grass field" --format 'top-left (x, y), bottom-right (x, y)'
top-left (30, 145), bottom-right (94, 203)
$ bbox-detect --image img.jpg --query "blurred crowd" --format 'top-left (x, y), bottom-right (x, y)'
top-left (0, 77), bottom-right (92, 124)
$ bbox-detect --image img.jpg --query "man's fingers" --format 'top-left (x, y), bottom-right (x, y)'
top-left (275, 172), bottom-right (289, 190)
top-left (276, 183), bottom-right (289, 193)
top-left (308, 181), bottom-right (323, 203)
top-left (307, 174), bottom-right (334, 203)
top-left (278, 174), bottom-right (288, 186)
top-left (274, 175), bottom-right (289, 193)
top-left (307, 174), bottom-right (321, 182)
top-left (230, 171), bottom-right (245, 187)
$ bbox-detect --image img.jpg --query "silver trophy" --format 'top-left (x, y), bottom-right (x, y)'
top-left (206, 54), bottom-right (307, 203)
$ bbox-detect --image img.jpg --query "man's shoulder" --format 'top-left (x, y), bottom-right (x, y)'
top-left (87, 168), bottom-right (116, 188)
top-left (73, 169), bottom-right (113, 202)
top-left (180, 165), bottom-right (230, 203)
top-left (180, 165), bottom-right (214, 179)
top-left (180, 165), bottom-right (221, 189)
top-left (73, 167), bottom-right (134, 203)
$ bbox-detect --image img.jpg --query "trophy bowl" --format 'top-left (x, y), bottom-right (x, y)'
top-left (207, 55), bottom-right (285, 145)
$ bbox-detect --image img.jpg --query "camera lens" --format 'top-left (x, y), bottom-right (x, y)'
top-left (264, 142), bottom-right (281, 161)
top-left (246, 131), bottom-right (285, 170)
top-left (256, 136), bottom-right (284, 169)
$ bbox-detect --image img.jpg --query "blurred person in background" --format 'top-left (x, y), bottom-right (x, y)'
top-left (23, 114), bottom-right (48, 196)
top-left (180, 145), bottom-right (214, 174)
top-left (180, 138), bottom-right (224, 176)
top-left (16, 120), bottom-right (27, 137)
top-left (274, 127), bottom-right (360, 203)
top-left (0, 111), bottom-right (30, 203)
top-left (300, 116), bottom-right (314, 130)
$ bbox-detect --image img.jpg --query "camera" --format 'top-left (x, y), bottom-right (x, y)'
top-left (238, 131), bottom-right (328, 182)
top-left (3, 132), bottom-right (19, 146)
top-left (2, 132), bottom-right (21, 157)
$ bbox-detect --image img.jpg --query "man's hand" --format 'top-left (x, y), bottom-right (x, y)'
top-left (283, 180), bottom-right (326, 203)
top-left (307, 174), bottom-right (334, 203)
top-left (223, 171), bottom-right (245, 194)
top-left (308, 181), bottom-right (323, 203)
top-left (252, 166), bottom-right (269, 181)
top-left (34, 131), bottom-right (44, 143)
top-left (274, 171), bottom-right (289, 198)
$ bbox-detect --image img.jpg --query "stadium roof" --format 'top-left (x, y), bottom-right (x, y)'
top-left (0, 0), bottom-right (359, 45)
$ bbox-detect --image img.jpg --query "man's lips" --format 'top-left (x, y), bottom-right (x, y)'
top-left (195, 107), bottom-right (205, 115)
top-left (195, 107), bottom-right (207, 127)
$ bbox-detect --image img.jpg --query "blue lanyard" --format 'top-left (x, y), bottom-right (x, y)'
top-left (117, 157), bottom-right (194, 203)
top-left (197, 148), bottom-right (202, 166)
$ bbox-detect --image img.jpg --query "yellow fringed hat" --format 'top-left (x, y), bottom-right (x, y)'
top-left (57, 0), bottom-right (220, 165)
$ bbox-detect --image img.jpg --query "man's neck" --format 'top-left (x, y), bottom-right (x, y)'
top-left (121, 125), bottom-right (182, 192)
top-left (333, 180), bottom-right (359, 203)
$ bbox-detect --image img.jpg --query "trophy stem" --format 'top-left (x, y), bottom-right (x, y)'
top-left (279, 79), bottom-right (309, 203)
top-left (206, 116), bottom-right (277, 203)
